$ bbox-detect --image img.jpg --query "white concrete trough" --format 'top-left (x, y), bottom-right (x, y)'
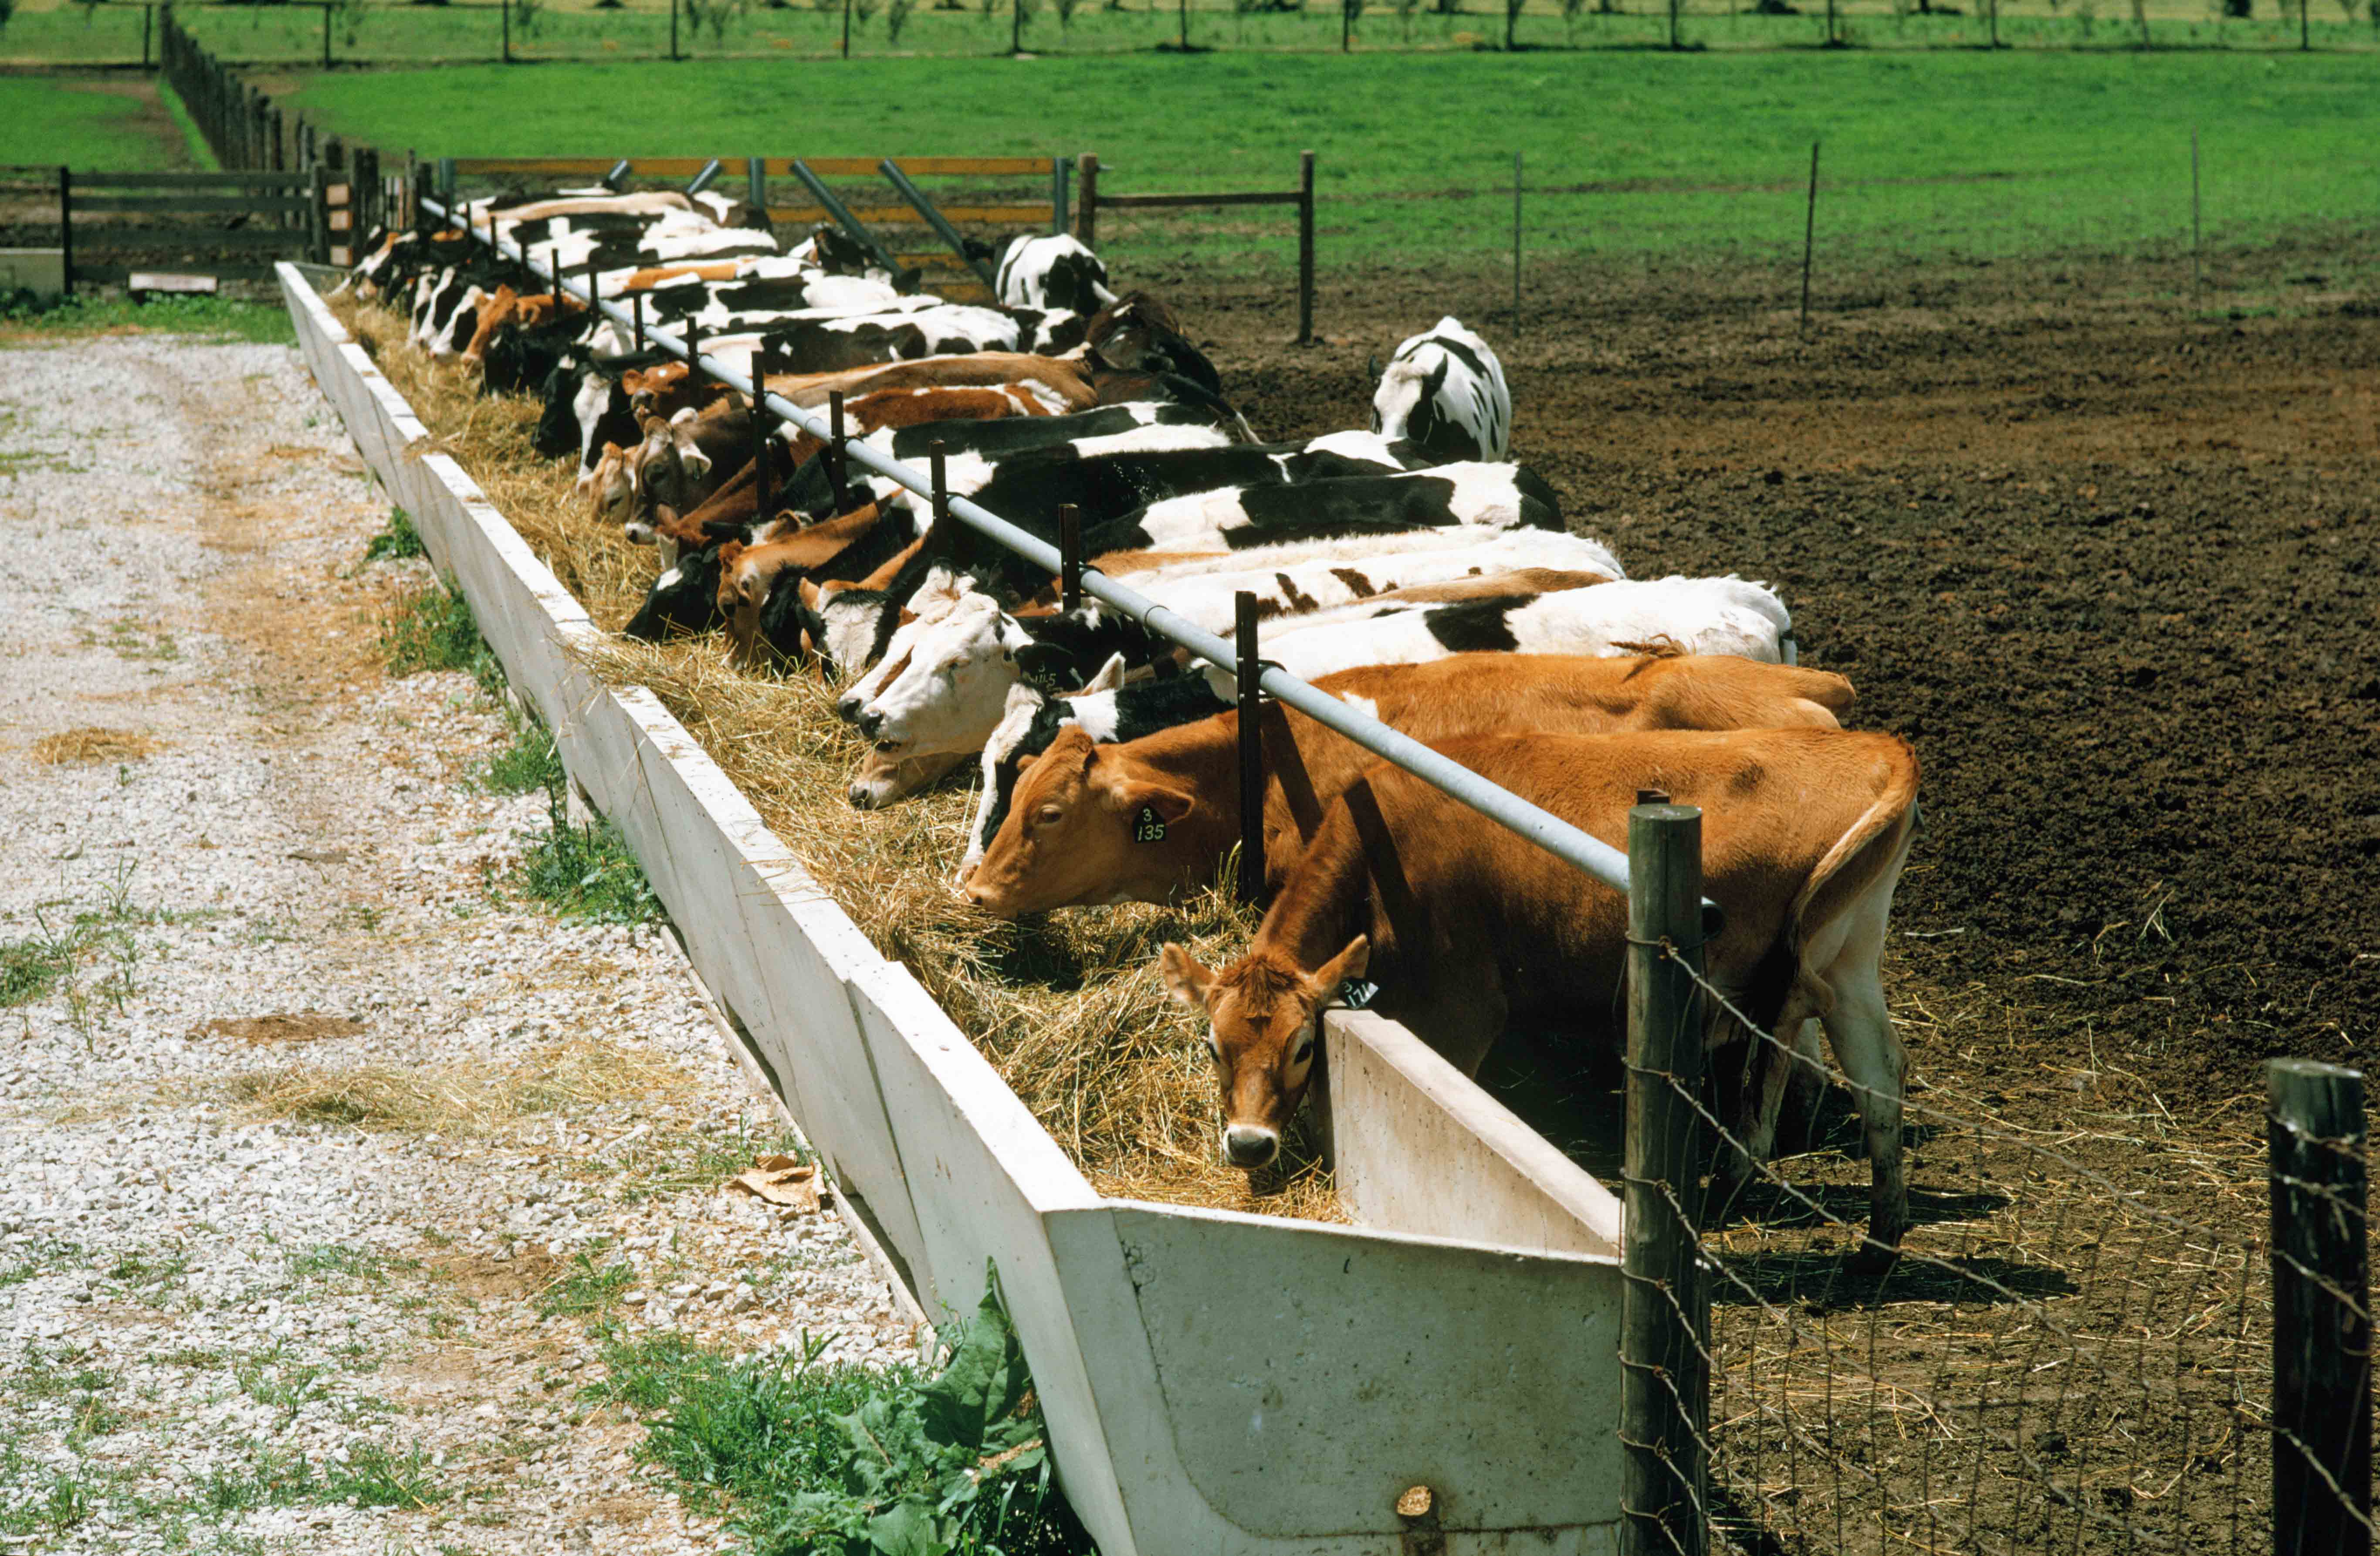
top-left (279, 262), bottom-right (1629, 1556)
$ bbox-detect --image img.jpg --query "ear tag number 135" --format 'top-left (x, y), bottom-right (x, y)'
top-left (1133, 805), bottom-right (1168, 844)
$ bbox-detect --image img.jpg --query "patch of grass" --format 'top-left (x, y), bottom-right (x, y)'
top-left (161, 1346), bottom-right (224, 1369)
top-left (378, 578), bottom-right (496, 688)
top-left (105, 1247), bottom-right (190, 1291)
top-left (289, 1243), bottom-right (416, 1284)
top-left (514, 792), bottom-right (660, 925)
top-left (597, 1283), bottom-right (1087, 1555)
top-left (535, 1243), bottom-right (634, 1319)
top-left (233, 1349), bottom-right (327, 1416)
top-left (0, 927), bottom-right (77, 1008)
top-left (476, 712), bottom-right (563, 797)
top-left (0, 290), bottom-right (297, 346)
top-left (197, 1445), bottom-right (319, 1514)
top-left (291, 51), bottom-right (2380, 271)
top-left (362, 507), bottom-right (426, 564)
top-left (322, 1443), bottom-right (446, 1510)
top-left (0, 76), bottom-right (172, 166)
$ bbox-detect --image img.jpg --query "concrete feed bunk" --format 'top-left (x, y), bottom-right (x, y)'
top-left (281, 262), bottom-right (1630, 1556)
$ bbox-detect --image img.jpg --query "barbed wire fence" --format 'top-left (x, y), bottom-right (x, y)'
top-left (1613, 797), bottom-right (2368, 1556)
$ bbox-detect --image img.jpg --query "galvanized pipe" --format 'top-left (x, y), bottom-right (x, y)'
top-left (429, 197), bottom-right (1646, 900)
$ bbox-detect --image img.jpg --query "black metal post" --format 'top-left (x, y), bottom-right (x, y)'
top-left (1234, 590), bottom-right (1265, 904)
top-left (632, 291), bottom-right (646, 351)
top-left (1799, 141), bottom-right (1821, 333)
top-left (930, 441), bottom-right (950, 532)
top-left (1296, 150), bottom-right (1316, 346)
top-left (752, 345), bottom-right (775, 526)
top-left (502, 0), bottom-right (512, 62)
top-left (670, 0), bottom-right (681, 58)
top-left (322, 1), bottom-right (332, 68)
top-left (2271, 1059), bottom-right (2371, 1556)
top-left (827, 390), bottom-right (851, 512)
top-left (1059, 503), bottom-right (1083, 614)
top-left (57, 167), bottom-right (72, 300)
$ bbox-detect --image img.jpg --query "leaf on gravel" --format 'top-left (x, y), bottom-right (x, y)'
top-left (724, 1155), bottom-right (821, 1212)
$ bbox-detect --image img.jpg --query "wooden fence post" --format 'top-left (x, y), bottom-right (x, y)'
top-left (2270, 1059), bottom-right (2371, 1556)
top-left (1296, 149), bottom-right (1315, 346)
top-left (503, 0), bottom-right (513, 62)
top-left (311, 164), bottom-right (330, 264)
top-left (321, 0), bottom-right (332, 69)
top-left (671, 0), bottom-right (681, 59)
top-left (142, 4), bottom-right (153, 69)
top-left (1077, 151), bottom-right (1098, 246)
top-left (1620, 798), bottom-right (1709, 1556)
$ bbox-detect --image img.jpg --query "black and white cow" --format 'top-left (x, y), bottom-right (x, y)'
top-left (996, 234), bottom-right (1118, 316)
top-left (1371, 315), bottom-right (1512, 463)
top-left (1084, 460), bottom-right (1561, 554)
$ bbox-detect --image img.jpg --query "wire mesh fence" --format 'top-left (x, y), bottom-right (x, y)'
top-left (1612, 800), bottom-right (2369, 1556)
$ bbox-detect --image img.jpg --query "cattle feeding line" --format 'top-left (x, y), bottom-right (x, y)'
top-left (423, 192), bottom-right (1695, 916)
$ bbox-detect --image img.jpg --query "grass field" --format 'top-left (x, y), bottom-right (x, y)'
top-left (0, 78), bottom-right (180, 169)
top-left (28, 0), bottom-right (2373, 65)
top-left (286, 51), bottom-right (2380, 268)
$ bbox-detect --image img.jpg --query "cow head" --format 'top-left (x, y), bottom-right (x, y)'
top-left (459, 284), bottom-right (520, 366)
top-left (963, 725), bottom-right (1196, 918)
top-left (620, 414), bottom-right (712, 544)
top-left (1371, 354), bottom-right (1468, 461)
top-left (622, 545), bottom-right (727, 643)
top-left (955, 658), bottom-right (1128, 885)
top-left (588, 441), bottom-right (637, 532)
top-left (1158, 936), bottom-right (1370, 1170)
top-left (851, 593), bottom-right (1044, 759)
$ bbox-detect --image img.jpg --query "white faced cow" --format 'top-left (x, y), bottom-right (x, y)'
top-left (1371, 315), bottom-right (1512, 462)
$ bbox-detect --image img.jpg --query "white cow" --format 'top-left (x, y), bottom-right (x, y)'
top-left (1372, 315), bottom-right (1512, 462)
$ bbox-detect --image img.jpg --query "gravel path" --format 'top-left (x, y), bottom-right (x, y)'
top-left (0, 331), bottom-right (917, 1554)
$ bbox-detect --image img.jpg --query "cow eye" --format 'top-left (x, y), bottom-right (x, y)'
top-left (1204, 1030), bottom-right (1222, 1062)
top-left (1035, 804), bottom-right (1063, 827)
top-left (1290, 1034), bottom-right (1316, 1068)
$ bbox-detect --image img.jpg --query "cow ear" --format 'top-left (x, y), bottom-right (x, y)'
top-left (1116, 782), bottom-right (1194, 826)
top-left (1158, 944), bottom-right (1213, 1008)
top-left (1307, 936), bottom-right (1370, 1000)
top-left (796, 577), bottom-right (823, 610)
top-left (1081, 652), bottom-right (1130, 694)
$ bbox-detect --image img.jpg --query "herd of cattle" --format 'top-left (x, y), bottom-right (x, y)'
top-left (346, 186), bottom-right (1921, 1252)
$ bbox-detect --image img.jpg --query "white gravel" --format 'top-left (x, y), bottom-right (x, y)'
top-left (0, 330), bottom-right (917, 1553)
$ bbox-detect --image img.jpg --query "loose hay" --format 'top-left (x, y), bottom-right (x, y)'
top-left (31, 726), bottom-right (162, 766)
top-left (337, 298), bottom-right (1340, 1221)
top-left (225, 1036), bottom-right (688, 1134)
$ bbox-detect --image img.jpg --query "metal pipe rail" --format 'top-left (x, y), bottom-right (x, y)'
top-left (424, 195), bottom-right (1656, 908)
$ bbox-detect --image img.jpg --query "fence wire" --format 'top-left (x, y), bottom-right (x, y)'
top-left (1619, 939), bottom-right (2373, 1556)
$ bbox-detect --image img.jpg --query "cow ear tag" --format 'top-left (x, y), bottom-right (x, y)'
top-left (1337, 978), bottom-right (1381, 1010)
top-left (1132, 805), bottom-right (1168, 844)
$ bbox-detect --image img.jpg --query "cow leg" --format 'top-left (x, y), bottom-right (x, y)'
top-left (1818, 966), bottom-right (1907, 1258)
top-left (1713, 994), bottom-right (1823, 1225)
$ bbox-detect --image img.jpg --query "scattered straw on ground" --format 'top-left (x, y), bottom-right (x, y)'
top-left (30, 726), bottom-right (162, 766)
top-left (336, 298), bottom-right (1339, 1222)
top-left (224, 1036), bottom-right (689, 1134)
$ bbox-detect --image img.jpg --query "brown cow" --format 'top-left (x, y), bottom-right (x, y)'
top-left (764, 353), bottom-right (1097, 414)
top-left (964, 653), bottom-right (1856, 915)
top-left (1158, 725), bottom-right (1920, 1251)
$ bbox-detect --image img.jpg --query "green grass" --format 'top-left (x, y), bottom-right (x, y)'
top-left (534, 1244), bottom-right (635, 1319)
top-left (477, 712), bottom-right (565, 797)
top-left (378, 577), bottom-right (498, 685)
top-left (129, 0), bottom-right (2380, 67)
top-left (0, 76), bottom-right (170, 165)
top-left (0, 292), bottom-right (297, 345)
top-left (593, 1285), bottom-right (1087, 1556)
top-left (287, 50), bottom-right (2380, 269)
top-left (514, 793), bottom-right (662, 924)
top-left (362, 508), bottom-right (425, 564)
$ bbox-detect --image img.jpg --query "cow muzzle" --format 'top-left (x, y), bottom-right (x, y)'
top-left (1222, 1125), bottom-right (1280, 1170)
